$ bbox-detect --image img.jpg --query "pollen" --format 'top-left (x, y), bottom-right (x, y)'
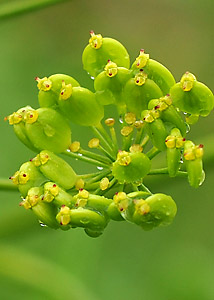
top-left (125, 112), bottom-right (136, 125)
top-left (78, 189), bottom-right (89, 199)
top-left (121, 126), bottom-right (133, 137)
top-left (117, 151), bottom-right (131, 166)
top-left (75, 178), bottom-right (85, 190)
top-left (129, 144), bottom-right (143, 153)
top-left (105, 118), bottom-right (115, 127)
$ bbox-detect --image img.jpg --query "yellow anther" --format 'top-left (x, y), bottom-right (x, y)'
top-left (180, 72), bottom-right (196, 92)
top-left (31, 154), bottom-right (41, 167)
top-left (105, 118), bottom-right (115, 127)
top-left (88, 138), bottom-right (100, 148)
top-left (10, 171), bottom-right (19, 185)
top-left (78, 189), bottom-right (89, 199)
top-left (24, 110), bottom-right (38, 124)
top-left (104, 60), bottom-right (118, 77)
top-left (120, 126), bottom-right (133, 137)
top-left (176, 137), bottom-right (185, 148)
top-left (39, 152), bottom-right (50, 165)
top-left (75, 198), bottom-right (87, 208)
top-left (135, 49), bottom-right (149, 69)
top-left (60, 80), bottom-right (72, 100)
top-left (134, 120), bottom-right (144, 129)
top-left (142, 110), bottom-right (157, 123)
top-left (44, 183), bottom-right (59, 197)
top-left (70, 141), bottom-right (81, 152)
top-left (134, 199), bottom-right (150, 215)
top-left (134, 70), bottom-right (148, 86)
top-left (100, 177), bottom-right (109, 190)
top-left (89, 31), bottom-right (103, 49)
top-left (116, 151), bottom-right (131, 166)
top-left (113, 192), bottom-right (129, 212)
top-left (184, 149), bottom-right (195, 161)
top-left (57, 206), bottom-right (71, 225)
top-left (75, 178), bottom-right (85, 190)
top-left (20, 199), bottom-right (31, 210)
top-left (160, 95), bottom-right (172, 106)
top-left (27, 189), bottom-right (41, 207)
top-left (18, 172), bottom-right (30, 184)
top-left (129, 144), bottom-right (143, 153)
top-left (195, 145), bottom-right (204, 158)
top-left (36, 77), bottom-right (52, 91)
top-left (43, 192), bottom-right (54, 203)
top-left (165, 136), bottom-right (176, 149)
top-left (125, 112), bottom-right (136, 125)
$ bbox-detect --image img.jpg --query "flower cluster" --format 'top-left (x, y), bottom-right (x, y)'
top-left (6, 31), bottom-right (214, 237)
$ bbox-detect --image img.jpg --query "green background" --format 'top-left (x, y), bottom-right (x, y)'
top-left (1, 0), bottom-right (214, 299)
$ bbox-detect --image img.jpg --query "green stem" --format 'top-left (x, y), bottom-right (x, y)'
top-left (91, 126), bottom-right (116, 158)
top-left (63, 150), bottom-right (111, 169)
top-left (0, 0), bottom-right (70, 21)
top-left (148, 167), bottom-right (188, 177)
top-left (86, 170), bottom-right (111, 184)
top-left (139, 183), bottom-right (152, 195)
top-left (109, 127), bottom-right (119, 154)
top-left (76, 171), bottom-right (104, 180)
top-left (140, 134), bottom-right (150, 148)
top-left (146, 147), bottom-right (160, 159)
top-left (79, 148), bottom-right (112, 165)
top-left (0, 178), bottom-right (18, 191)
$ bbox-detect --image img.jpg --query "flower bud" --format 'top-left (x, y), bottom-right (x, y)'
top-left (11, 161), bottom-right (47, 197)
top-left (36, 74), bottom-right (80, 108)
top-left (82, 31), bottom-right (130, 77)
top-left (25, 107), bottom-right (72, 153)
top-left (33, 150), bottom-right (76, 190)
top-left (123, 74), bottom-right (163, 118)
top-left (132, 193), bottom-right (177, 230)
top-left (58, 87), bottom-right (104, 126)
top-left (112, 151), bottom-right (151, 183)
top-left (170, 73), bottom-right (214, 117)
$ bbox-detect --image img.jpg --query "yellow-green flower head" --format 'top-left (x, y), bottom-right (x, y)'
top-left (135, 49), bottom-right (149, 69)
top-left (24, 110), bottom-right (38, 124)
top-left (6, 112), bottom-right (22, 125)
top-left (35, 76), bottom-right (52, 91)
top-left (10, 170), bottom-right (30, 185)
top-left (142, 109), bottom-right (160, 123)
top-left (60, 80), bottom-right (72, 100)
top-left (104, 60), bottom-right (118, 77)
top-left (89, 30), bottom-right (103, 49)
top-left (113, 192), bottom-right (129, 212)
top-left (184, 144), bottom-right (204, 160)
top-left (180, 72), bottom-right (197, 92)
top-left (155, 94), bottom-right (172, 111)
top-left (134, 69), bottom-right (148, 86)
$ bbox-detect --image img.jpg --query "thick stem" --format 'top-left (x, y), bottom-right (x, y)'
top-left (148, 167), bottom-right (188, 177)
top-left (0, 0), bottom-right (70, 21)
top-left (0, 179), bottom-right (18, 191)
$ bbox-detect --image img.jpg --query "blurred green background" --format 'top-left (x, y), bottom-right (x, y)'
top-left (1, 0), bottom-right (214, 299)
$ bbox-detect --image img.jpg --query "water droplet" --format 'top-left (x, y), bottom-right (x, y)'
top-left (180, 157), bottom-right (183, 164)
top-left (97, 166), bottom-right (103, 170)
top-left (199, 170), bottom-right (205, 186)
top-left (165, 212), bottom-right (170, 216)
top-left (119, 115), bottom-right (123, 124)
top-left (80, 218), bottom-right (89, 225)
top-left (91, 76), bottom-right (95, 80)
top-left (39, 221), bottom-right (47, 227)
top-left (43, 124), bottom-right (55, 137)
top-left (78, 153), bottom-right (83, 156)
top-left (185, 123), bottom-right (190, 133)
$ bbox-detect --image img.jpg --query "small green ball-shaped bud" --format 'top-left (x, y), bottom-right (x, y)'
top-left (34, 150), bottom-right (77, 190)
top-left (82, 31), bottom-right (130, 78)
top-left (123, 73), bottom-right (163, 118)
top-left (58, 86), bottom-right (104, 126)
top-left (36, 74), bottom-right (80, 108)
top-left (132, 55), bottom-right (176, 95)
top-left (21, 186), bottom-right (59, 229)
top-left (183, 141), bottom-right (205, 188)
top-left (6, 106), bottom-right (38, 152)
top-left (132, 193), bottom-right (177, 230)
top-left (170, 72), bottom-right (214, 117)
top-left (112, 151), bottom-right (151, 183)
top-left (24, 107), bottom-right (72, 153)
top-left (11, 161), bottom-right (47, 197)
top-left (94, 62), bottom-right (131, 106)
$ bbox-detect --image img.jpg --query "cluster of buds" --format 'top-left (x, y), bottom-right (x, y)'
top-left (6, 31), bottom-right (214, 237)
